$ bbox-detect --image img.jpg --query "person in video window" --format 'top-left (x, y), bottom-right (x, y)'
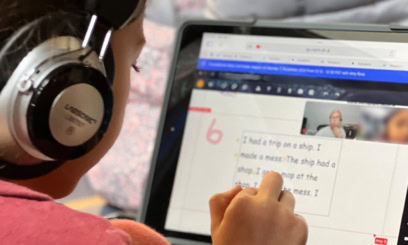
top-left (316, 110), bottom-right (346, 138)
top-left (383, 109), bottom-right (408, 144)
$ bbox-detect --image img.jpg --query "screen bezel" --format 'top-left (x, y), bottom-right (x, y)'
top-left (139, 20), bottom-right (408, 244)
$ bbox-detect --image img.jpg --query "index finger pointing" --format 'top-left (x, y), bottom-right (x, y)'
top-left (258, 171), bottom-right (283, 200)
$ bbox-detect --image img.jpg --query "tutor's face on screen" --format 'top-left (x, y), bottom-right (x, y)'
top-left (164, 33), bottom-right (408, 245)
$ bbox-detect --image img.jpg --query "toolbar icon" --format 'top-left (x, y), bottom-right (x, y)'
top-left (221, 82), bottom-right (229, 89)
top-left (196, 80), bottom-right (205, 89)
top-left (256, 86), bottom-right (262, 92)
top-left (242, 84), bottom-right (249, 91)
top-left (231, 84), bottom-right (238, 90)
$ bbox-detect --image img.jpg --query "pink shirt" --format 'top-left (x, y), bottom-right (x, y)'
top-left (0, 180), bottom-right (168, 245)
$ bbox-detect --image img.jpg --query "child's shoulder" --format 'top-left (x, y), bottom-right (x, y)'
top-left (0, 180), bottom-right (131, 245)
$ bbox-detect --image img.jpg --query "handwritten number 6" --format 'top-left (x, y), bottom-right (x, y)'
top-left (207, 119), bottom-right (223, 145)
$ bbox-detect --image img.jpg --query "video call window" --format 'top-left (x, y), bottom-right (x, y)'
top-left (302, 101), bottom-right (408, 145)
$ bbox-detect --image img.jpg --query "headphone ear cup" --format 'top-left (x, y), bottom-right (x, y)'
top-left (26, 64), bottom-right (113, 160)
top-left (0, 12), bottom-right (114, 171)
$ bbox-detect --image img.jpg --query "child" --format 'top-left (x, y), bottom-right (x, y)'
top-left (0, 1), bottom-right (307, 244)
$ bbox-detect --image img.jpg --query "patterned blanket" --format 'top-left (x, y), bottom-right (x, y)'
top-left (87, 20), bottom-right (175, 211)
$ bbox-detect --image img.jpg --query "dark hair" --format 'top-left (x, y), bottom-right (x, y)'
top-left (0, 0), bottom-right (114, 90)
top-left (0, 0), bottom-right (81, 42)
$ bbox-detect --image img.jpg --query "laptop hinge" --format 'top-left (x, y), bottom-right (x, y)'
top-left (390, 24), bottom-right (408, 32)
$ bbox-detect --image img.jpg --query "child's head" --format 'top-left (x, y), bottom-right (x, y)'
top-left (0, 0), bottom-right (146, 198)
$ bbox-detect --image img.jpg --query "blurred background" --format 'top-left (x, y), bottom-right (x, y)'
top-left (59, 0), bottom-right (408, 219)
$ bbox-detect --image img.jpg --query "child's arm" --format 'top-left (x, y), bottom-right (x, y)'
top-left (209, 171), bottom-right (308, 245)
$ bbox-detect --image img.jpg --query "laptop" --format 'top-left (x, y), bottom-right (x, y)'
top-left (139, 19), bottom-right (408, 245)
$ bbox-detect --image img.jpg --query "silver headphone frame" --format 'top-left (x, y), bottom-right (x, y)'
top-left (0, 0), bottom-right (143, 178)
top-left (0, 36), bottom-right (106, 165)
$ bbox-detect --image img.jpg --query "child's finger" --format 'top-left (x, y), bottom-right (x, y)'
top-left (239, 187), bottom-right (257, 196)
top-left (278, 190), bottom-right (295, 212)
top-left (257, 171), bottom-right (283, 200)
top-left (209, 185), bottom-right (242, 232)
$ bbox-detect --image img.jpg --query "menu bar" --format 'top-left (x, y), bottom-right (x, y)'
top-left (200, 33), bottom-right (408, 71)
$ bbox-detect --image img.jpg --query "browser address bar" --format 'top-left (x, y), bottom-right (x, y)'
top-left (247, 42), bottom-right (397, 59)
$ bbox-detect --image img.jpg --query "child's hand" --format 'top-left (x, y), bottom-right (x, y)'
top-left (209, 172), bottom-right (308, 245)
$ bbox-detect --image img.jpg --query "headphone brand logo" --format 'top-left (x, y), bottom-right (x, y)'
top-left (65, 105), bottom-right (98, 125)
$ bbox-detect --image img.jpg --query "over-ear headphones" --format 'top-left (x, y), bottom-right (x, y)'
top-left (0, 0), bottom-right (142, 179)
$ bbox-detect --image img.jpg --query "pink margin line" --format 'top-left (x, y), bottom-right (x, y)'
top-left (189, 107), bottom-right (212, 113)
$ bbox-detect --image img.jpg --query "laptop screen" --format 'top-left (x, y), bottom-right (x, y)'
top-left (162, 31), bottom-right (408, 244)
top-left (141, 22), bottom-right (408, 245)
